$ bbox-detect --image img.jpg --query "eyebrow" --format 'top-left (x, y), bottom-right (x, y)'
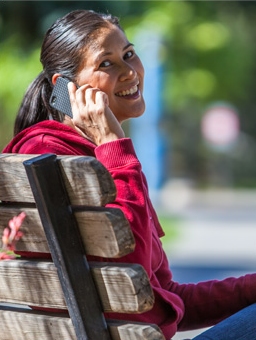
top-left (124, 43), bottom-right (134, 50)
top-left (95, 43), bottom-right (134, 61)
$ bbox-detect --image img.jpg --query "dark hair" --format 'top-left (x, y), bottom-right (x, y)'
top-left (14, 10), bottom-right (122, 135)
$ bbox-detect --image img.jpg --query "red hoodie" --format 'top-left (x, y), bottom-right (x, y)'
top-left (3, 120), bottom-right (256, 339)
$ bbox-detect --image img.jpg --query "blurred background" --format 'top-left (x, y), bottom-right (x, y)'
top-left (1, 1), bottom-right (256, 338)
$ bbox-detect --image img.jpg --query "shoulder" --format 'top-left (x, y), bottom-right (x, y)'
top-left (3, 121), bottom-right (95, 156)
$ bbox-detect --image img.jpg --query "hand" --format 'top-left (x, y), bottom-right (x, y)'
top-left (68, 82), bottom-right (125, 145)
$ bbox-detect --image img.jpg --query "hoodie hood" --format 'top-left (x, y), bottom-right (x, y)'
top-left (2, 120), bottom-right (96, 156)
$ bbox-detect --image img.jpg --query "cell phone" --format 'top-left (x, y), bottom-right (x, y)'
top-left (49, 77), bottom-right (73, 118)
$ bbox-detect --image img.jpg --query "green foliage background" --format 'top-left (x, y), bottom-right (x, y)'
top-left (1, 1), bottom-right (256, 187)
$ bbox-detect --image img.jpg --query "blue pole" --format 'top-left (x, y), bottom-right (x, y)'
top-left (131, 30), bottom-right (165, 202)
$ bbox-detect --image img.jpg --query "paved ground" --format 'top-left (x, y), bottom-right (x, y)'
top-left (157, 183), bottom-right (256, 339)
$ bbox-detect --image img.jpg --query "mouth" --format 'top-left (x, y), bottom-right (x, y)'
top-left (116, 83), bottom-right (140, 98)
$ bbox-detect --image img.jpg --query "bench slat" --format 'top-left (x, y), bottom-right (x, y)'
top-left (0, 307), bottom-right (76, 340)
top-left (0, 307), bottom-right (165, 340)
top-left (58, 155), bottom-right (116, 206)
top-left (0, 206), bottom-right (134, 257)
top-left (0, 154), bottom-right (34, 202)
top-left (75, 208), bottom-right (134, 258)
top-left (0, 154), bottom-right (116, 206)
top-left (0, 261), bottom-right (66, 309)
top-left (91, 263), bottom-right (154, 313)
top-left (0, 260), bottom-right (154, 313)
top-left (0, 153), bottom-right (165, 339)
top-left (108, 320), bottom-right (165, 340)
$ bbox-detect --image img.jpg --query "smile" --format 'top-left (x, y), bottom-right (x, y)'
top-left (116, 84), bottom-right (138, 97)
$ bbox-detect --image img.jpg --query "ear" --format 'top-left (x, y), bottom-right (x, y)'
top-left (52, 73), bottom-right (61, 85)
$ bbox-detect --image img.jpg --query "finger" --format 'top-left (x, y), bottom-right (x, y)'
top-left (95, 91), bottom-right (109, 107)
top-left (76, 84), bottom-right (92, 106)
top-left (85, 88), bottom-right (98, 107)
top-left (68, 82), bottom-right (79, 115)
top-left (68, 82), bottom-right (77, 102)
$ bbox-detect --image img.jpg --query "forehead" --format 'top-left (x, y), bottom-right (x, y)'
top-left (88, 24), bottom-right (129, 53)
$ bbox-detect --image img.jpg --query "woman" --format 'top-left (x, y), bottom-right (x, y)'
top-left (3, 9), bottom-right (256, 340)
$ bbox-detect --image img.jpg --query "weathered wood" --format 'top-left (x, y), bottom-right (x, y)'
top-left (0, 307), bottom-right (165, 340)
top-left (0, 206), bottom-right (50, 253)
top-left (58, 155), bottom-right (116, 206)
top-left (0, 307), bottom-right (76, 340)
top-left (0, 153), bottom-right (165, 340)
top-left (0, 154), bottom-right (116, 206)
top-left (0, 260), bottom-right (154, 313)
top-left (0, 260), bottom-right (66, 309)
top-left (23, 154), bottom-right (110, 340)
top-left (108, 320), bottom-right (165, 340)
top-left (0, 206), bottom-right (134, 257)
top-left (91, 263), bottom-right (154, 313)
top-left (0, 154), bottom-right (34, 202)
top-left (74, 208), bottom-right (135, 258)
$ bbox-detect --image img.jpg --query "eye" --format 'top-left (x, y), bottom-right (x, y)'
top-left (124, 50), bottom-right (134, 60)
top-left (99, 60), bottom-right (112, 68)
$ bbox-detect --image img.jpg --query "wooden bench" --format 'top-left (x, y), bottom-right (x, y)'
top-left (0, 153), bottom-right (165, 340)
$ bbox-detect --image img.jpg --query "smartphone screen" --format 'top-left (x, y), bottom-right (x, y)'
top-left (49, 77), bottom-right (73, 118)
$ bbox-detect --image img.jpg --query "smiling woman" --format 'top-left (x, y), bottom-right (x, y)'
top-left (65, 24), bottom-right (145, 135)
top-left (3, 9), bottom-right (256, 340)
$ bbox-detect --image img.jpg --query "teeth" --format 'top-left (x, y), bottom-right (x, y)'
top-left (117, 85), bottom-right (138, 96)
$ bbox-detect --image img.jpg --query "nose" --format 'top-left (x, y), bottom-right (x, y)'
top-left (119, 62), bottom-right (137, 82)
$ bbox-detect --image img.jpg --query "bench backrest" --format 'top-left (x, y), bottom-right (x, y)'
top-left (0, 153), bottom-right (165, 340)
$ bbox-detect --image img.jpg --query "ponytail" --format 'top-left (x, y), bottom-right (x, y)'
top-left (14, 72), bottom-right (63, 136)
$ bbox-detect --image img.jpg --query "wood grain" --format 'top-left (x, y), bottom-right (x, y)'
top-left (0, 154), bottom-right (116, 206)
top-left (0, 307), bottom-right (165, 340)
top-left (91, 263), bottom-right (154, 313)
top-left (108, 320), bottom-right (165, 340)
top-left (0, 154), bottom-right (165, 340)
top-left (0, 260), bottom-right (154, 313)
top-left (0, 307), bottom-right (76, 340)
top-left (0, 205), bottom-right (134, 257)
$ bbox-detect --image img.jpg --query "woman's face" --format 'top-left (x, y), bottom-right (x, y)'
top-left (76, 24), bottom-right (145, 123)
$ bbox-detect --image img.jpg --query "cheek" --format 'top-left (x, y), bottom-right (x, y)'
top-left (94, 73), bottom-right (114, 94)
top-left (135, 58), bottom-right (144, 78)
top-left (77, 71), bottom-right (94, 87)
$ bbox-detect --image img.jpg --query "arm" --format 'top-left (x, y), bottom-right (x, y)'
top-left (95, 139), bottom-right (256, 331)
top-left (68, 83), bottom-right (256, 332)
top-left (154, 247), bottom-right (256, 330)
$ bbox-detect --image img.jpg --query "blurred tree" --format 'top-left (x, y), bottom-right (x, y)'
top-left (1, 1), bottom-right (256, 187)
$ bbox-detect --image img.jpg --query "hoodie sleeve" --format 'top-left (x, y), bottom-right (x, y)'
top-left (95, 138), bottom-right (157, 273)
top-left (95, 138), bottom-right (256, 333)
